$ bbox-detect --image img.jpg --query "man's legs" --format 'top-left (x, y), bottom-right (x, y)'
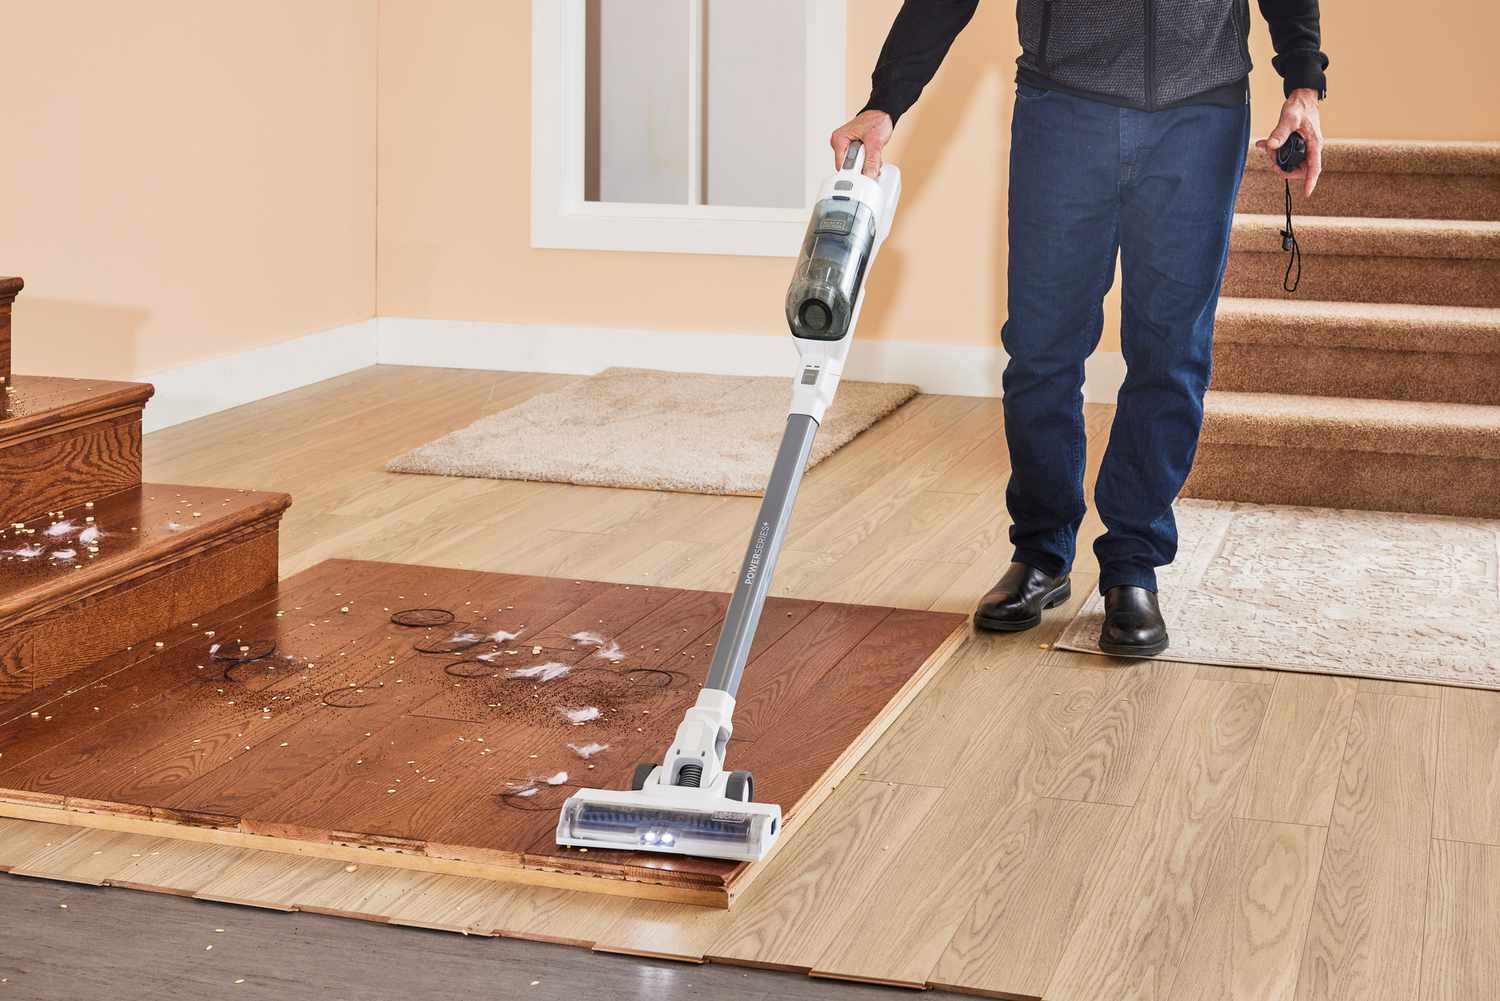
top-left (1093, 101), bottom-right (1251, 592)
top-left (1002, 87), bottom-right (1122, 579)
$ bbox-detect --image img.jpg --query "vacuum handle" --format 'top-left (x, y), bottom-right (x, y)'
top-left (842, 139), bottom-right (866, 174)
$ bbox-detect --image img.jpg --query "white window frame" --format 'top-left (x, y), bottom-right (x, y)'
top-left (531, 0), bottom-right (847, 257)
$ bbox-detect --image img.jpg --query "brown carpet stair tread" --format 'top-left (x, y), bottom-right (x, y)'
top-left (1251, 138), bottom-right (1500, 176)
top-left (0, 483), bottom-right (291, 630)
top-left (1243, 138), bottom-right (1500, 176)
top-left (1214, 298), bottom-right (1500, 355)
top-left (1231, 213), bottom-right (1500, 260)
top-left (1202, 391), bottom-right (1500, 459)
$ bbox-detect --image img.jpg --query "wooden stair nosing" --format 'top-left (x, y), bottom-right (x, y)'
top-left (0, 486), bottom-right (291, 632)
top-left (0, 377), bottom-right (155, 447)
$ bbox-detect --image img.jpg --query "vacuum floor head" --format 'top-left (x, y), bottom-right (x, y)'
top-left (556, 771), bottom-right (781, 863)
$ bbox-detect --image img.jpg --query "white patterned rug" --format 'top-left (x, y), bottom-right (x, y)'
top-left (1056, 500), bottom-right (1500, 690)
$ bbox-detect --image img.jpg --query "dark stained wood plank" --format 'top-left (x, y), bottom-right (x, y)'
top-left (159, 573), bottom-right (603, 824)
top-left (0, 483), bottom-right (291, 704)
top-left (0, 561), bottom-right (967, 904)
top-left (733, 607), bottom-right (971, 813)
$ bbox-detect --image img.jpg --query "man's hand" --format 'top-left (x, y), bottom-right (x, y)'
top-left (1256, 88), bottom-right (1324, 197)
top-left (830, 110), bottom-right (894, 178)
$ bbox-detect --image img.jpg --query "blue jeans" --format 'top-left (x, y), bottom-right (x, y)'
top-left (1001, 84), bottom-right (1249, 594)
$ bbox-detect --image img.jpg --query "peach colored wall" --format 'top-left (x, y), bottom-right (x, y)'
top-left (0, 1), bottom-right (378, 380)
top-left (378, 1), bottom-right (1500, 361)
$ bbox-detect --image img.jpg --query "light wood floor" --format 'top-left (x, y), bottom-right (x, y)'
top-left (7, 365), bottom-right (1499, 1000)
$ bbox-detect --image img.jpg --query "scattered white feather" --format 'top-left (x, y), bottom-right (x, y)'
top-left (489, 629), bottom-right (518, 644)
top-left (568, 742), bottom-right (609, 759)
top-left (559, 706), bottom-right (601, 724)
top-left (505, 662), bottom-right (572, 682)
top-left (49, 548), bottom-right (77, 561)
top-left (78, 526), bottom-right (101, 544)
top-left (7, 545), bottom-right (44, 559)
top-left (504, 783), bottom-right (539, 798)
top-left (44, 521), bottom-right (75, 537)
top-left (543, 771), bottom-right (569, 786)
top-left (571, 631), bottom-right (625, 662)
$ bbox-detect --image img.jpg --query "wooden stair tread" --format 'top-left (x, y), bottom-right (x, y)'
top-left (1214, 298), bottom-right (1500, 354)
top-left (1, 375), bottom-right (154, 444)
top-left (1202, 391), bottom-right (1500, 459)
top-left (1231, 214), bottom-right (1500, 260)
top-left (0, 278), bottom-right (20, 299)
top-left (0, 483), bottom-right (291, 630)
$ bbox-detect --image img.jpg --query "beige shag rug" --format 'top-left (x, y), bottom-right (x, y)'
top-left (385, 367), bottom-right (918, 495)
top-left (1057, 500), bottom-right (1500, 690)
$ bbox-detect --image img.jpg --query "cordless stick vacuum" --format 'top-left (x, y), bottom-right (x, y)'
top-left (556, 141), bottom-right (902, 862)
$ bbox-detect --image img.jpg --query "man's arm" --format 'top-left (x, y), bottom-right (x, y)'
top-left (830, 0), bottom-right (978, 177)
top-left (1257, 0), bottom-right (1329, 97)
top-left (1255, 0), bottom-right (1330, 195)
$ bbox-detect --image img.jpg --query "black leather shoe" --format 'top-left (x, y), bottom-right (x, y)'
top-left (975, 563), bottom-right (1071, 633)
top-left (1098, 586), bottom-right (1169, 657)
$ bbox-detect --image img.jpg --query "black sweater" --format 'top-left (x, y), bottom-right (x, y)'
top-left (865, 0), bottom-right (1329, 123)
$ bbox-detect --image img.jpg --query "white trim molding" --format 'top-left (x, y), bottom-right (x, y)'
top-left (376, 317), bottom-right (1127, 404)
top-left (530, 0), bottom-right (847, 257)
top-left (142, 319), bottom-right (378, 433)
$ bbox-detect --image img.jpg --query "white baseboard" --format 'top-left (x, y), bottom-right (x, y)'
top-left (140, 316), bottom-right (1125, 432)
top-left (142, 319), bottom-right (379, 433)
top-left (376, 317), bottom-right (1128, 403)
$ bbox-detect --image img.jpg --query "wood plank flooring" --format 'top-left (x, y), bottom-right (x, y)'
top-left (2, 365), bottom-right (1495, 998)
top-left (0, 559), bottom-right (964, 905)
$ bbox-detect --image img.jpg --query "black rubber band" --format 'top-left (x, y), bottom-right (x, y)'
top-left (211, 639), bottom-right (277, 665)
top-left (443, 659), bottom-right (500, 679)
top-left (321, 686), bottom-right (379, 709)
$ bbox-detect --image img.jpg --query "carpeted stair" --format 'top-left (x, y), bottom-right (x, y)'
top-left (1187, 140), bottom-right (1500, 518)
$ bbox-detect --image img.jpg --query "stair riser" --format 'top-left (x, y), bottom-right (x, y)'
top-left (0, 524), bottom-right (280, 704)
top-left (0, 410), bottom-right (143, 525)
top-left (1184, 443), bottom-right (1499, 518)
top-left (1223, 253), bottom-right (1500, 308)
top-left (1237, 170), bottom-right (1500, 221)
top-left (1212, 343), bottom-right (1500, 405)
top-left (0, 301), bottom-right (11, 389)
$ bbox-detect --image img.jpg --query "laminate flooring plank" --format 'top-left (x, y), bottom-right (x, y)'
top-left (1236, 673), bottom-right (1358, 827)
top-left (0, 816), bottom-right (76, 871)
top-left (1433, 686), bottom-right (1500, 846)
top-left (1044, 680), bottom-right (1270, 1001)
top-left (593, 777), bottom-right (942, 964)
top-left (1420, 839), bottom-right (1500, 1001)
top-left (1165, 819), bottom-right (1326, 1001)
top-left (382, 872), bottom-right (519, 934)
top-left (927, 799), bottom-right (1127, 999)
top-left (109, 841), bottom-right (258, 895)
top-left (1008, 658), bottom-right (1197, 807)
top-left (9, 827), bottom-right (162, 885)
top-left (194, 853), bottom-right (354, 910)
top-left (1293, 693), bottom-right (1437, 1001)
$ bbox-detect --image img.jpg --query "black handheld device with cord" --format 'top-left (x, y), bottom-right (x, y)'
top-left (1275, 133), bottom-right (1307, 292)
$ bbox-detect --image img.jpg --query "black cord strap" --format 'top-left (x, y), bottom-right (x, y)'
top-left (1280, 179), bottom-right (1301, 293)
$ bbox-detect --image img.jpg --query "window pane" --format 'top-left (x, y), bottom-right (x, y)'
top-left (585, 0), bottom-right (691, 204)
top-left (704, 0), bottom-right (806, 208)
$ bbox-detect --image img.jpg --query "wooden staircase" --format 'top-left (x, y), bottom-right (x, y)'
top-left (1186, 140), bottom-right (1500, 517)
top-left (0, 278), bottom-right (290, 704)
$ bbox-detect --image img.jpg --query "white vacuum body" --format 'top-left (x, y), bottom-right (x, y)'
top-left (556, 143), bottom-right (901, 863)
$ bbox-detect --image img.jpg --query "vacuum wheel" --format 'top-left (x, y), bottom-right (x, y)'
top-left (725, 770), bottom-right (754, 803)
top-left (630, 763), bottom-right (657, 791)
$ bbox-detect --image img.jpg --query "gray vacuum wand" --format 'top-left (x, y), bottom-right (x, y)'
top-left (554, 146), bottom-right (902, 862)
